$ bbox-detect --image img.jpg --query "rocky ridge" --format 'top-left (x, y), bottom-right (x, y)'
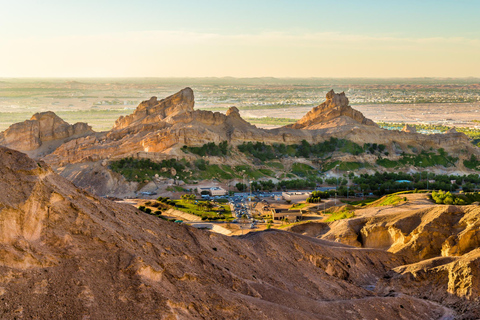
top-left (0, 88), bottom-right (473, 167)
top-left (0, 146), bottom-right (452, 319)
top-left (0, 88), bottom-right (476, 197)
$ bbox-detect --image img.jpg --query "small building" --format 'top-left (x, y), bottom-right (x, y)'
top-left (271, 209), bottom-right (302, 221)
top-left (197, 186), bottom-right (227, 196)
top-left (282, 191), bottom-right (311, 201)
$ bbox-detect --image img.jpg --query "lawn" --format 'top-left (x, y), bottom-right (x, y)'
top-left (325, 210), bottom-right (355, 222)
top-left (173, 199), bottom-right (233, 220)
top-left (289, 203), bottom-right (309, 211)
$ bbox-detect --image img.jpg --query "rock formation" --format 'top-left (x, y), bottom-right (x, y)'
top-left (0, 146), bottom-right (452, 319)
top-left (286, 90), bottom-right (378, 129)
top-left (0, 88), bottom-right (477, 197)
top-left (288, 203), bottom-right (480, 318)
top-left (0, 111), bottom-right (92, 156)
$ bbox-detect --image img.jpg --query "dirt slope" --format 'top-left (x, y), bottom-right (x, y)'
top-left (0, 146), bottom-right (451, 319)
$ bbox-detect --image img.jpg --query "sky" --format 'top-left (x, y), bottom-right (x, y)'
top-left (1, 0), bottom-right (479, 78)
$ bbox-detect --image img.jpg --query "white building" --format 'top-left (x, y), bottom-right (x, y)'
top-left (197, 186), bottom-right (227, 196)
top-left (282, 191), bottom-right (311, 201)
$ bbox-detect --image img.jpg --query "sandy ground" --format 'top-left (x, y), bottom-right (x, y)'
top-left (353, 193), bottom-right (433, 218)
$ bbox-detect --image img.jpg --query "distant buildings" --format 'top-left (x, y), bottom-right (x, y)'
top-left (270, 209), bottom-right (302, 221)
top-left (197, 186), bottom-right (227, 196)
top-left (282, 191), bottom-right (311, 201)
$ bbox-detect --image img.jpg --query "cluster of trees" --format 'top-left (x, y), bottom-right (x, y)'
top-left (237, 138), bottom-right (366, 161)
top-left (157, 197), bottom-right (176, 206)
top-left (325, 177), bottom-right (348, 186)
top-left (109, 157), bottom-right (187, 182)
top-left (378, 149), bottom-right (458, 169)
top-left (348, 172), bottom-right (480, 195)
top-left (181, 194), bottom-right (196, 202)
top-left (236, 179), bottom-right (316, 192)
top-left (138, 205), bottom-right (162, 215)
top-left (182, 141), bottom-right (228, 157)
top-left (431, 190), bottom-right (466, 205)
top-left (364, 143), bottom-right (387, 155)
top-left (432, 190), bottom-right (480, 205)
top-left (464, 155), bottom-right (480, 170)
top-left (306, 191), bottom-right (330, 203)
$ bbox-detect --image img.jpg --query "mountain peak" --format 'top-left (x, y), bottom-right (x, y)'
top-left (286, 90), bottom-right (377, 129)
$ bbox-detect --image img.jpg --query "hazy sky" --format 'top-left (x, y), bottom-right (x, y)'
top-left (1, 0), bottom-right (479, 77)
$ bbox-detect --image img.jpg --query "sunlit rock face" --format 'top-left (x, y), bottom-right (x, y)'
top-left (286, 90), bottom-right (378, 129)
top-left (0, 111), bottom-right (92, 151)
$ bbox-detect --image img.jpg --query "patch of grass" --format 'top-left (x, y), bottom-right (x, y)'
top-left (370, 195), bottom-right (406, 207)
top-left (259, 168), bottom-right (276, 177)
top-left (377, 151), bottom-right (458, 169)
top-left (342, 198), bottom-right (379, 206)
top-left (291, 163), bottom-right (317, 177)
top-left (289, 203), bottom-right (308, 210)
top-left (197, 164), bottom-right (235, 180)
top-left (234, 165), bottom-right (266, 179)
top-left (173, 200), bottom-right (233, 220)
top-left (325, 210), bottom-right (355, 222)
top-left (338, 162), bottom-right (363, 171)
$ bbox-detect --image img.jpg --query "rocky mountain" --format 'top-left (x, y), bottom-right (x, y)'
top-left (0, 146), bottom-right (453, 319)
top-left (0, 111), bottom-right (92, 157)
top-left (0, 88), bottom-right (477, 197)
top-left (1, 88), bottom-right (473, 166)
top-left (286, 90), bottom-right (378, 129)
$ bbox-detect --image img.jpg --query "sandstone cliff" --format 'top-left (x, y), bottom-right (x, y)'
top-left (0, 111), bottom-right (93, 156)
top-left (0, 146), bottom-right (451, 319)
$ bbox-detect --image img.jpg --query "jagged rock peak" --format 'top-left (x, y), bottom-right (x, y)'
top-left (325, 89), bottom-right (349, 108)
top-left (286, 90), bottom-right (377, 129)
top-left (0, 111), bottom-right (93, 152)
top-left (113, 87), bottom-right (195, 130)
top-left (226, 106), bottom-right (240, 117)
top-left (402, 124), bottom-right (417, 133)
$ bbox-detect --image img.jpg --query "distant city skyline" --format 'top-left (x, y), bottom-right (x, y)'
top-left (1, 0), bottom-right (479, 78)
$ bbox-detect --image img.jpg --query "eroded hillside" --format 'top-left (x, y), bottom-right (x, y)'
top-left (0, 146), bottom-right (455, 319)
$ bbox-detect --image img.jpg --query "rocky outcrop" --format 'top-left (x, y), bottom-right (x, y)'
top-left (0, 111), bottom-right (92, 152)
top-left (287, 90), bottom-right (378, 129)
top-left (0, 146), bottom-right (451, 319)
top-left (289, 203), bottom-right (480, 317)
top-left (113, 88), bottom-right (195, 131)
top-left (376, 250), bottom-right (480, 318)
